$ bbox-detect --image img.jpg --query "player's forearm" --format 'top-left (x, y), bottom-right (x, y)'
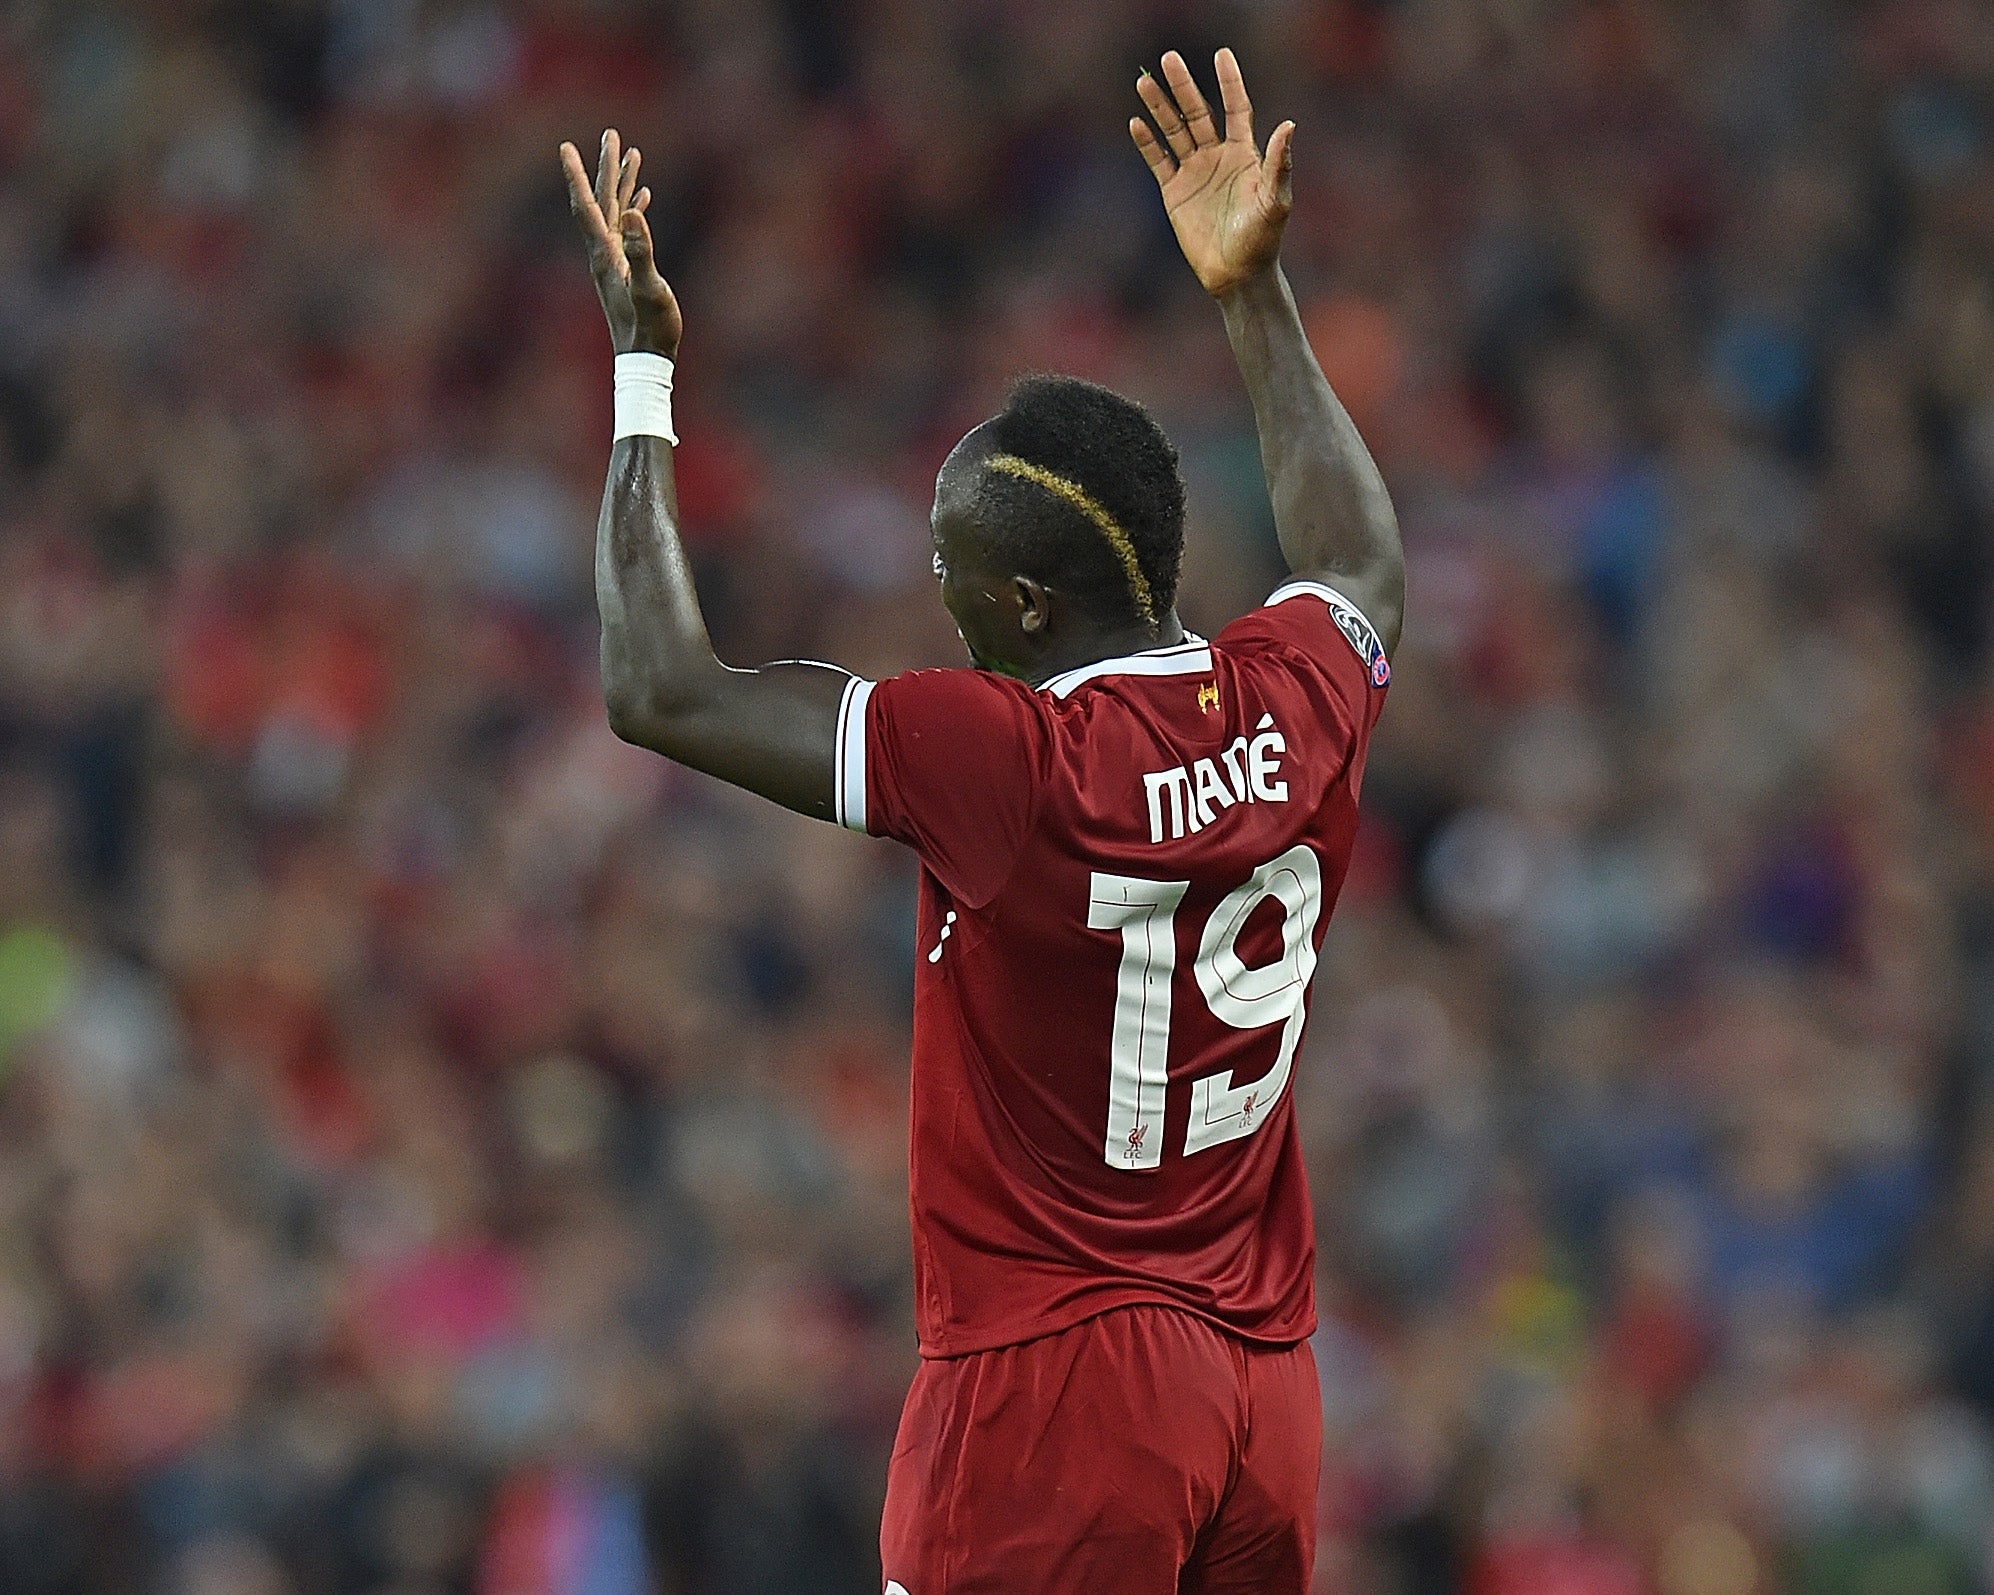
top-left (1220, 266), bottom-right (1404, 649)
top-left (595, 436), bottom-right (727, 742)
top-left (593, 437), bottom-right (848, 816)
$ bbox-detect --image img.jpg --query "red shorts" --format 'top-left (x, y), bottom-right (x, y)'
top-left (880, 1304), bottom-right (1320, 1594)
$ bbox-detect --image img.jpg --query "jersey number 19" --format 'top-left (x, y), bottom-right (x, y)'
top-left (1087, 845), bottom-right (1323, 1170)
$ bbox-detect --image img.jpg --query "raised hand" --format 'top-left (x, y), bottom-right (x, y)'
top-left (1132, 49), bottom-right (1294, 299)
top-left (560, 129), bottom-right (681, 356)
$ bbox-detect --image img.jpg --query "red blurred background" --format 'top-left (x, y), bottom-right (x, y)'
top-left (3, 2), bottom-right (1994, 1592)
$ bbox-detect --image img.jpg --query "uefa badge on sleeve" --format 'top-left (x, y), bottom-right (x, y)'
top-left (1326, 594), bottom-right (1391, 688)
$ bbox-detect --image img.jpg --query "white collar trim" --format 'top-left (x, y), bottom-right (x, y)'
top-left (1040, 635), bottom-right (1211, 699)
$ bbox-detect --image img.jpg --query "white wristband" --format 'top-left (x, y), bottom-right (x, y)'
top-left (613, 351), bottom-right (677, 444)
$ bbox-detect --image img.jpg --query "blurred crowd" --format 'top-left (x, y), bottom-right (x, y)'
top-left (4, 0), bottom-right (1994, 1591)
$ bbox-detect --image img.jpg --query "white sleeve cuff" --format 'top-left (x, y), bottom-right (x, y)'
top-left (834, 677), bottom-right (874, 832)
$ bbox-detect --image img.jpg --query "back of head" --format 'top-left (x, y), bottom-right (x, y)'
top-left (977, 375), bottom-right (1186, 631)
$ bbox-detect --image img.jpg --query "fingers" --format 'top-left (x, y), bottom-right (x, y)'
top-left (617, 146), bottom-right (641, 212)
top-left (559, 139), bottom-right (592, 209)
top-left (559, 140), bottom-right (618, 257)
top-left (594, 128), bottom-right (621, 223)
top-left (1160, 51), bottom-right (1219, 148)
top-left (632, 186), bottom-right (652, 214)
top-left (1135, 69), bottom-right (1195, 161)
top-left (1262, 120), bottom-right (1296, 214)
top-left (1215, 47), bottom-right (1253, 146)
top-left (619, 207), bottom-right (666, 293)
top-left (1129, 116), bottom-right (1175, 182)
top-left (619, 208), bottom-right (652, 264)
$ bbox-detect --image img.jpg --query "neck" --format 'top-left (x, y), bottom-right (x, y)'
top-left (1021, 610), bottom-right (1186, 687)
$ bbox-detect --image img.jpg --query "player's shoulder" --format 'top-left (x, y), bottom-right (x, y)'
top-left (847, 663), bottom-right (1052, 855)
top-left (1216, 579), bottom-right (1393, 692)
top-left (863, 662), bottom-right (1049, 731)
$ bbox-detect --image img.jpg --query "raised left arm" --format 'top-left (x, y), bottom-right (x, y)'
top-left (1133, 50), bottom-right (1404, 653)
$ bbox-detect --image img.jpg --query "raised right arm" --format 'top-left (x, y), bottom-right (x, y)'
top-left (562, 133), bottom-right (850, 823)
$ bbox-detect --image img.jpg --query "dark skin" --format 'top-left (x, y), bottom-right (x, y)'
top-left (561, 49), bottom-right (1402, 822)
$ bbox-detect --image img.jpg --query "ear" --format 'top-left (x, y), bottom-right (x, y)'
top-left (1014, 576), bottom-right (1051, 635)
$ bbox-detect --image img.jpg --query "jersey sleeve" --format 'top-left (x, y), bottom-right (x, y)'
top-left (836, 668), bottom-right (1047, 907)
top-left (1215, 579), bottom-right (1392, 751)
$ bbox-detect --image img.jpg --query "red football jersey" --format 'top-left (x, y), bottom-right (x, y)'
top-left (836, 580), bottom-right (1391, 1357)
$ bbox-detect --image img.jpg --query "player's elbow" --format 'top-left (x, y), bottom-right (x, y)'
top-left (603, 675), bottom-right (687, 751)
top-left (603, 687), bottom-right (660, 748)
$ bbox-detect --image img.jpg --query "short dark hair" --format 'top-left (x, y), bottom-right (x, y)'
top-left (975, 374), bottom-right (1186, 629)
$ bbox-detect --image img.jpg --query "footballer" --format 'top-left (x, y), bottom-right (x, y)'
top-left (561, 45), bottom-right (1403, 1594)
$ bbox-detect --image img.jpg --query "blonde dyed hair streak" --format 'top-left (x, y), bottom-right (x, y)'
top-left (983, 453), bottom-right (1157, 627)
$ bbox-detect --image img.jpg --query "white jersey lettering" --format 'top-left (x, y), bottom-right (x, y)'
top-left (1142, 714), bottom-right (1289, 842)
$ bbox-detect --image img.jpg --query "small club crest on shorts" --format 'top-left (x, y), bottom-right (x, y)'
top-left (1326, 594), bottom-right (1390, 688)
